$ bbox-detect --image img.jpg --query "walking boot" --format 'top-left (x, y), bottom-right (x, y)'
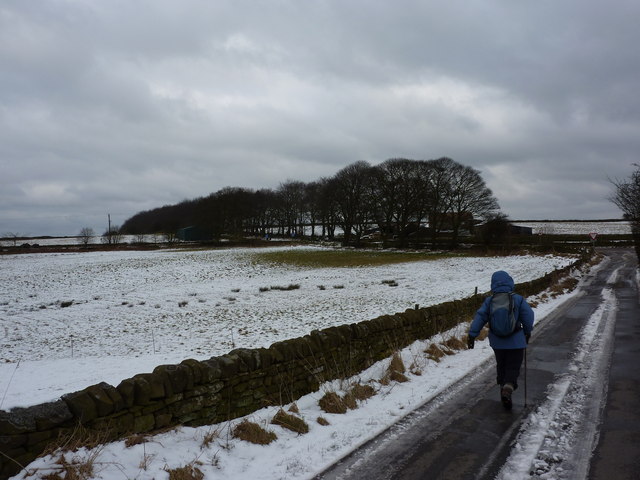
top-left (501, 383), bottom-right (514, 410)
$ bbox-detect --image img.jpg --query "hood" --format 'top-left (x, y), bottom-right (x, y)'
top-left (491, 270), bottom-right (514, 293)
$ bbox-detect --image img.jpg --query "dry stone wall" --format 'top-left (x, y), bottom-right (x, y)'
top-left (0, 256), bottom-right (586, 479)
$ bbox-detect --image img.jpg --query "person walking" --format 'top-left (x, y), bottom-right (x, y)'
top-left (467, 270), bottom-right (534, 410)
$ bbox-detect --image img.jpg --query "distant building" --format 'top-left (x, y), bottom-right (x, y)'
top-left (176, 226), bottom-right (212, 242)
top-left (509, 224), bottom-right (533, 235)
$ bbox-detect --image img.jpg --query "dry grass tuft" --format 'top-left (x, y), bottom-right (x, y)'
top-left (318, 392), bottom-right (348, 414)
top-left (317, 417), bottom-right (330, 426)
top-left (288, 403), bottom-right (300, 414)
top-left (232, 420), bottom-right (277, 445)
top-left (443, 336), bottom-right (466, 351)
top-left (341, 392), bottom-right (358, 410)
top-left (165, 464), bottom-right (205, 480)
top-left (201, 427), bottom-right (221, 449)
top-left (409, 362), bottom-right (423, 376)
top-left (44, 423), bottom-right (111, 455)
top-left (550, 276), bottom-right (579, 297)
top-left (389, 370), bottom-right (409, 383)
top-left (425, 343), bottom-right (446, 363)
top-left (388, 352), bottom-right (406, 374)
top-left (349, 383), bottom-right (376, 402)
top-left (47, 452), bottom-right (98, 480)
top-left (124, 434), bottom-right (147, 448)
top-left (271, 409), bottom-right (310, 434)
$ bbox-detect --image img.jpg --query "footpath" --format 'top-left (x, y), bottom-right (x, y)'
top-left (315, 248), bottom-right (639, 480)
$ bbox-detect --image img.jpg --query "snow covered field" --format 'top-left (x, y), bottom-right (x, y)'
top-left (513, 220), bottom-right (630, 235)
top-left (1, 246), bottom-right (574, 408)
top-left (1, 246), bottom-right (584, 479)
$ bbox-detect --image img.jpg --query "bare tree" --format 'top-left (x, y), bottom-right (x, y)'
top-left (102, 225), bottom-right (123, 245)
top-left (331, 161), bottom-right (376, 245)
top-left (425, 158), bottom-right (456, 248)
top-left (372, 159), bottom-right (428, 247)
top-left (78, 227), bottom-right (94, 246)
top-left (446, 163), bottom-right (500, 247)
top-left (277, 181), bottom-right (307, 237)
top-left (609, 165), bottom-right (640, 261)
top-left (2, 232), bottom-right (21, 247)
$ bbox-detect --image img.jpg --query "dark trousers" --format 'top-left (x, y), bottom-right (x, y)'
top-left (493, 348), bottom-right (525, 390)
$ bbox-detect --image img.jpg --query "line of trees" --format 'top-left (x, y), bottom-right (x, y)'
top-left (121, 157), bottom-right (501, 247)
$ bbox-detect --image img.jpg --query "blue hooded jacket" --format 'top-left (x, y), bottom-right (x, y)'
top-left (469, 270), bottom-right (534, 349)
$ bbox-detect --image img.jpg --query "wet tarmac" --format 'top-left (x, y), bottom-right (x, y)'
top-left (588, 249), bottom-right (640, 479)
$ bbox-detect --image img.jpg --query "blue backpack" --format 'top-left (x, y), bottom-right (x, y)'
top-left (489, 292), bottom-right (520, 337)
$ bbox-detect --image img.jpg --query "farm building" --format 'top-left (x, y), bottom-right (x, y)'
top-left (176, 226), bottom-right (212, 241)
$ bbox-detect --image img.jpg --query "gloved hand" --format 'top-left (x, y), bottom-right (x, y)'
top-left (467, 335), bottom-right (476, 349)
top-left (525, 334), bottom-right (531, 344)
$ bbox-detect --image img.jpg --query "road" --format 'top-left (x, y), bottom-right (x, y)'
top-left (314, 248), bottom-right (638, 480)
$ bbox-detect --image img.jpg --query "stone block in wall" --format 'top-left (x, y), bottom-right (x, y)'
top-left (228, 348), bottom-right (263, 371)
top-left (152, 364), bottom-right (192, 395)
top-left (364, 315), bottom-right (394, 335)
top-left (0, 433), bottom-right (27, 453)
top-left (25, 400), bottom-right (73, 431)
top-left (61, 390), bottom-right (98, 423)
top-left (141, 401), bottom-right (170, 416)
top-left (116, 378), bottom-right (135, 408)
top-left (266, 344), bottom-right (285, 363)
top-left (88, 412), bottom-right (135, 435)
top-left (290, 337), bottom-right (315, 358)
top-left (232, 379), bottom-right (250, 395)
top-left (351, 322), bottom-right (370, 339)
top-left (162, 393), bottom-right (184, 407)
top-left (269, 341), bottom-right (296, 362)
top-left (133, 414), bottom-right (155, 433)
top-left (27, 429), bottom-right (53, 447)
top-left (154, 413), bottom-right (173, 429)
top-left (169, 397), bottom-right (205, 418)
top-left (0, 409), bottom-right (36, 436)
top-left (84, 383), bottom-right (123, 417)
top-left (254, 348), bottom-right (275, 369)
top-left (186, 383), bottom-right (223, 402)
top-left (180, 359), bottom-right (204, 384)
top-left (216, 355), bottom-right (241, 376)
top-left (184, 406), bottom-right (217, 426)
top-left (131, 376), bottom-right (152, 405)
top-left (401, 307), bottom-right (423, 325)
top-left (234, 394), bottom-right (258, 410)
top-left (200, 358), bottom-right (223, 381)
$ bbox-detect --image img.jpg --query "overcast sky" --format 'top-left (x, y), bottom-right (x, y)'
top-left (1, 0), bottom-right (638, 237)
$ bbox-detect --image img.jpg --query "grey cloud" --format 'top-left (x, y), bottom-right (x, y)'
top-left (1, 0), bottom-right (637, 236)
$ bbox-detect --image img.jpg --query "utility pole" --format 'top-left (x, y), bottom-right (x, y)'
top-left (108, 213), bottom-right (112, 245)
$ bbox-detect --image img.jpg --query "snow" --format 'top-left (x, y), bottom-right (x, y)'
top-left (1, 246), bottom-right (573, 408)
top-left (513, 220), bottom-right (630, 236)
top-left (0, 246), bottom-right (597, 479)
